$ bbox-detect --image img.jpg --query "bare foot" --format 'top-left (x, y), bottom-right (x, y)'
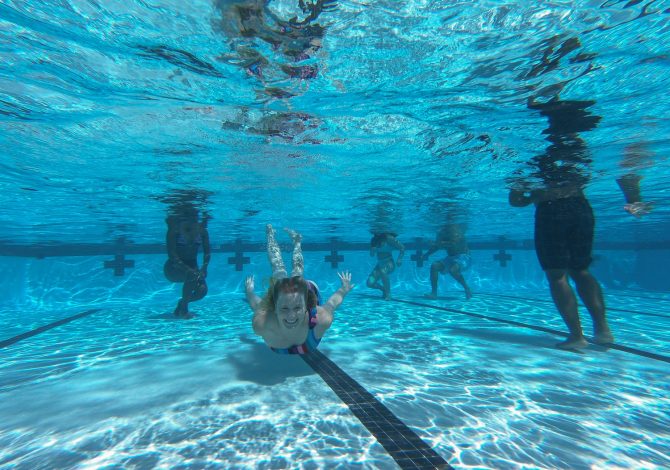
top-left (593, 330), bottom-right (614, 344)
top-left (424, 293), bottom-right (437, 300)
top-left (465, 288), bottom-right (472, 300)
top-left (284, 227), bottom-right (302, 243)
top-left (556, 335), bottom-right (588, 350)
top-left (173, 300), bottom-right (187, 318)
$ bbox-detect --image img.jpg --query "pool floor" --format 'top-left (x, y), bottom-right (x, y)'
top-left (1, 289), bottom-right (669, 469)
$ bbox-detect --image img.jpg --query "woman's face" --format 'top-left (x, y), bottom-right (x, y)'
top-left (274, 291), bottom-right (307, 330)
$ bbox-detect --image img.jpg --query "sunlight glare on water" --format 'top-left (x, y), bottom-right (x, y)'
top-left (0, 0), bottom-right (668, 244)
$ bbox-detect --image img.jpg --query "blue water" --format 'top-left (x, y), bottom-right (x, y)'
top-left (1, 0), bottom-right (670, 468)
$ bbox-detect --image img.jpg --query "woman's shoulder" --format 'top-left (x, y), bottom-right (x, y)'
top-left (315, 305), bottom-right (334, 325)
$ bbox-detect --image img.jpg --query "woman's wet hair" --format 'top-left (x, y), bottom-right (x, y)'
top-left (262, 276), bottom-right (317, 313)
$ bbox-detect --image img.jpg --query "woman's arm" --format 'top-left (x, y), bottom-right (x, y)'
top-left (245, 275), bottom-right (267, 335)
top-left (390, 237), bottom-right (405, 265)
top-left (316, 271), bottom-right (353, 336)
top-left (201, 227), bottom-right (212, 276)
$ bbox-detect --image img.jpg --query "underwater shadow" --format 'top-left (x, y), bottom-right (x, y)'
top-left (409, 294), bottom-right (461, 302)
top-left (147, 313), bottom-right (191, 321)
top-left (446, 325), bottom-right (560, 350)
top-left (229, 335), bottom-right (315, 386)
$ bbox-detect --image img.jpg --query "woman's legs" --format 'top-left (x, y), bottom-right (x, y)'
top-left (165, 259), bottom-right (198, 318)
top-left (367, 269), bottom-right (383, 291)
top-left (266, 224), bottom-right (287, 279)
top-left (368, 260), bottom-right (393, 299)
top-left (285, 228), bottom-right (304, 277)
top-left (175, 270), bottom-right (203, 317)
top-left (266, 225), bottom-right (304, 280)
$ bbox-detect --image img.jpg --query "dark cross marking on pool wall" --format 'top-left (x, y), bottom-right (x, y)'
top-left (325, 238), bottom-right (344, 268)
top-left (411, 237), bottom-right (425, 268)
top-left (227, 239), bottom-right (251, 271)
top-left (103, 236), bottom-right (135, 276)
top-left (494, 236), bottom-right (512, 267)
top-left (104, 254), bottom-right (135, 276)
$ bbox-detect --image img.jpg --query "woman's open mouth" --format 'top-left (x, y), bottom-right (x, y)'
top-left (283, 318), bottom-right (299, 328)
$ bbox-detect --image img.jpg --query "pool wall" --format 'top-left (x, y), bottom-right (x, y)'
top-left (0, 242), bottom-right (667, 314)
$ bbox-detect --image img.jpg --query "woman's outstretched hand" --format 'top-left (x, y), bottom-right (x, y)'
top-left (338, 271), bottom-right (354, 293)
top-left (245, 275), bottom-right (255, 294)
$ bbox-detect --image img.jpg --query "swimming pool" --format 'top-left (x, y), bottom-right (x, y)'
top-left (2, 0), bottom-right (670, 468)
top-left (1, 251), bottom-right (669, 469)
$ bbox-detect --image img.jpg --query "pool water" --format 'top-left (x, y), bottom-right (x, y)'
top-left (2, 0), bottom-right (670, 468)
top-left (1, 279), bottom-right (669, 469)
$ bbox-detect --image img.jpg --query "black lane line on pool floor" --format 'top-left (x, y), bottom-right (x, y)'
top-left (603, 291), bottom-right (670, 302)
top-left (477, 292), bottom-right (670, 320)
top-left (358, 295), bottom-right (670, 364)
top-left (0, 309), bottom-right (101, 348)
top-left (302, 350), bottom-right (453, 470)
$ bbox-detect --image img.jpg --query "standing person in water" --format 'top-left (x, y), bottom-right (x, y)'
top-left (164, 209), bottom-right (211, 318)
top-left (423, 224), bottom-right (473, 300)
top-left (366, 232), bottom-right (405, 300)
top-left (245, 224), bottom-right (353, 354)
top-left (508, 93), bottom-right (614, 350)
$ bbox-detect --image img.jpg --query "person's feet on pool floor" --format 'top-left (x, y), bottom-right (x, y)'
top-left (174, 299), bottom-right (193, 319)
top-left (556, 334), bottom-right (589, 350)
top-left (592, 329), bottom-right (614, 345)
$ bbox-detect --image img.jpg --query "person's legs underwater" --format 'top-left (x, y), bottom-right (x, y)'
top-left (367, 260), bottom-right (393, 300)
top-left (174, 270), bottom-right (207, 319)
top-left (545, 268), bottom-right (588, 349)
top-left (266, 224), bottom-right (305, 281)
top-left (366, 268), bottom-right (383, 291)
top-left (570, 269), bottom-right (613, 344)
top-left (565, 197), bottom-right (614, 344)
top-left (448, 255), bottom-right (472, 299)
top-left (285, 228), bottom-right (304, 277)
top-left (266, 224), bottom-right (288, 280)
top-left (165, 259), bottom-right (201, 319)
top-left (425, 261), bottom-right (444, 299)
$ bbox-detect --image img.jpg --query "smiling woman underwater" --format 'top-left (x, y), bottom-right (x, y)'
top-left (245, 224), bottom-right (353, 354)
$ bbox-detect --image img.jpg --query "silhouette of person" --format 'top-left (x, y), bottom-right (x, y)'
top-left (164, 206), bottom-right (211, 318)
top-left (423, 223), bottom-right (472, 300)
top-left (366, 232), bottom-right (404, 300)
top-left (508, 94), bottom-right (614, 349)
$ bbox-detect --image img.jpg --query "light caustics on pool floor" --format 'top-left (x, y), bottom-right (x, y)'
top-left (0, 291), bottom-right (669, 469)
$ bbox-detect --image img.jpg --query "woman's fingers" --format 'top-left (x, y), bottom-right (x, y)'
top-left (338, 271), bottom-right (353, 286)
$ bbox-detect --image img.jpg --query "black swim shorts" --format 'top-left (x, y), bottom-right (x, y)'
top-left (534, 196), bottom-right (594, 271)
